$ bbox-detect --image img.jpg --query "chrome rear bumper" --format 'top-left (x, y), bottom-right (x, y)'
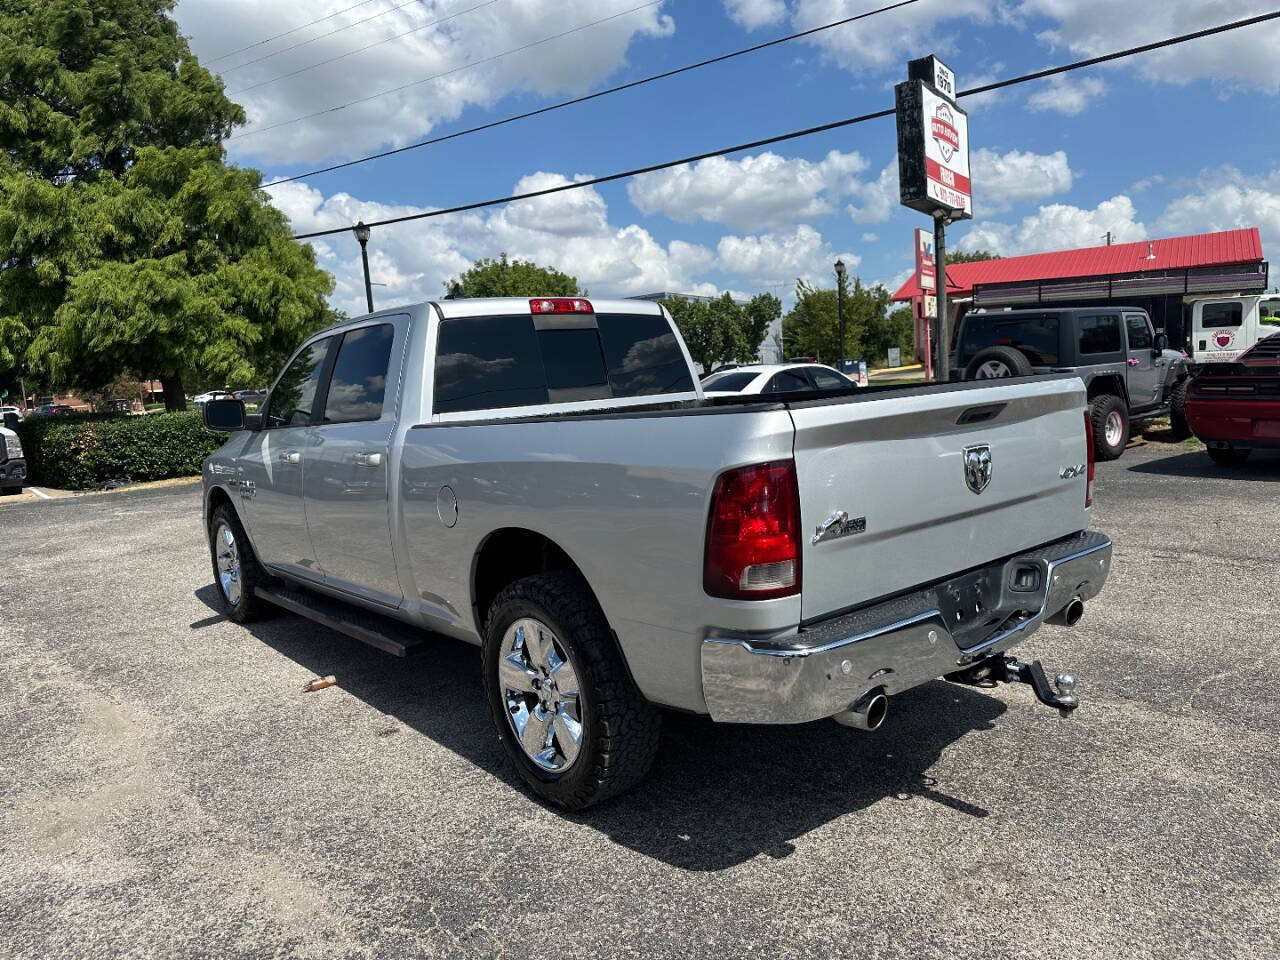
top-left (700, 531), bottom-right (1111, 724)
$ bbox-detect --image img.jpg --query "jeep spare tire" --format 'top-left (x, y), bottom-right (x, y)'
top-left (964, 346), bottom-right (1033, 380)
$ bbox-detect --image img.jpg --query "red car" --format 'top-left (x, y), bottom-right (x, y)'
top-left (1185, 332), bottom-right (1280, 465)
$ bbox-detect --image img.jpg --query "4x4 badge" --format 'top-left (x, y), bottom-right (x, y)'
top-left (963, 444), bottom-right (992, 494)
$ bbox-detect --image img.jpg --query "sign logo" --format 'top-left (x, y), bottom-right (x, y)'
top-left (963, 444), bottom-right (993, 494)
top-left (931, 103), bottom-right (960, 162)
top-left (1212, 330), bottom-right (1236, 349)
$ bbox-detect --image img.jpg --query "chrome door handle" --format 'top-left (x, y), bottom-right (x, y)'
top-left (353, 452), bottom-right (383, 467)
top-left (278, 451), bottom-right (301, 464)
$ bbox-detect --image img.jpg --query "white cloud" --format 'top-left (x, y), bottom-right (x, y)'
top-left (1025, 74), bottom-right (1106, 115)
top-left (861, 232), bottom-right (879, 243)
top-left (971, 147), bottom-right (1074, 214)
top-left (627, 149), bottom-right (868, 230)
top-left (846, 159), bottom-right (897, 224)
top-left (1154, 168), bottom-right (1280, 257)
top-left (178, 0), bottom-right (675, 165)
top-left (957, 195), bottom-right (1146, 256)
top-left (1018, 0), bottom-right (1280, 93)
top-left (269, 173), bottom-right (717, 315)
top-left (717, 225), bottom-right (858, 286)
top-left (724, 0), bottom-right (787, 30)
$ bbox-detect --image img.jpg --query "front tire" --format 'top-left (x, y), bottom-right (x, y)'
top-left (482, 571), bottom-right (661, 810)
top-left (1090, 394), bottom-right (1129, 461)
top-left (1207, 446), bottom-right (1251, 466)
top-left (1168, 378), bottom-right (1192, 440)
top-left (208, 503), bottom-right (273, 623)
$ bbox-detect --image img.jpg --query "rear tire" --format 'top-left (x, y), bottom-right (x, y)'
top-left (482, 571), bottom-right (661, 810)
top-left (964, 346), bottom-right (1034, 381)
top-left (1089, 394), bottom-right (1129, 461)
top-left (208, 503), bottom-right (273, 623)
top-left (1207, 446), bottom-right (1251, 466)
top-left (1168, 379), bottom-right (1192, 440)
top-left (0, 486), bottom-right (20, 496)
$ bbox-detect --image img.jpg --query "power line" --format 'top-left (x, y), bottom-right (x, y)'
top-left (227, 0), bottom-right (498, 95)
top-left (219, 0), bottom-right (457, 77)
top-left (229, 0), bottom-right (664, 141)
top-left (207, 0), bottom-right (385, 65)
top-left (262, 0), bottom-right (924, 188)
top-left (291, 9), bottom-right (1280, 241)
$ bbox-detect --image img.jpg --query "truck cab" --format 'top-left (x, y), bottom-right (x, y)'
top-left (1185, 294), bottom-right (1280, 363)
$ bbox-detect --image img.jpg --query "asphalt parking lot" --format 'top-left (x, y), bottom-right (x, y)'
top-left (2, 443), bottom-right (1278, 959)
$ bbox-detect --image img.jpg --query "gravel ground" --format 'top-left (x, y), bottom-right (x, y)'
top-left (1, 443), bottom-right (1277, 959)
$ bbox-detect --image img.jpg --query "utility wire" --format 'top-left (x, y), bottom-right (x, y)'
top-left (218, 0), bottom-right (458, 76)
top-left (229, 0), bottom-right (664, 141)
top-left (227, 0), bottom-right (498, 95)
top-left (291, 8), bottom-right (1280, 240)
top-left (262, 0), bottom-right (923, 187)
top-left (207, 0), bottom-right (385, 65)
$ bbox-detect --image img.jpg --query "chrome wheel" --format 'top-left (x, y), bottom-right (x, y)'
top-left (975, 360), bottom-right (1012, 378)
top-left (214, 522), bottom-right (242, 605)
top-left (499, 617), bottom-right (583, 773)
top-left (1105, 410), bottom-right (1124, 447)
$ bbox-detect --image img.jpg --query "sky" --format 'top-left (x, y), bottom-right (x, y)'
top-left (174, 0), bottom-right (1280, 317)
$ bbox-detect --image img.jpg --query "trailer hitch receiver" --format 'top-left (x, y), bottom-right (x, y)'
top-left (947, 656), bottom-right (1079, 718)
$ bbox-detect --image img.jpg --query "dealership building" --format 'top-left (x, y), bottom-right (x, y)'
top-left (891, 226), bottom-right (1269, 352)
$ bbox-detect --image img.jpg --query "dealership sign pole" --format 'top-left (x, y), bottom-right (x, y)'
top-left (896, 55), bottom-right (972, 381)
top-left (914, 228), bottom-right (935, 379)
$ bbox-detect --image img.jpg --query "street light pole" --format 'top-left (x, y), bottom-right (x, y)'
top-left (834, 258), bottom-right (847, 367)
top-left (353, 221), bottom-right (374, 314)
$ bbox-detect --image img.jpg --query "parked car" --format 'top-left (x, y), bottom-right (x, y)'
top-left (701, 363), bottom-right (856, 396)
top-left (1185, 332), bottom-right (1280, 465)
top-left (192, 390), bottom-right (236, 406)
top-left (33, 403), bottom-right (74, 416)
top-left (0, 405), bottom-right (22, 422)
top-left (233, 389), bottom-right (266, 406)
top-left (953, 306), bottom-right (1191, 460)
top-left (0, 422), bottom-right (26, 495)
top-left (1184, 293), bottom-right (1280, 364)
top-left (200, 296), bottom-right (1109, 808)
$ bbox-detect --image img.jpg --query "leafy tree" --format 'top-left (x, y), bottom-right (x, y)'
top-left (662, 292), bottom-right (779, 373)
top-left (740, 293), bottom-right (782, 361)
top-left (448, 254), bottom-right (582, 298)
top-left (945, 249), bottom-right (1000, 264)
top-left (782, 276), bottom-right (867, 363)
top-left (0, 0), bottom-right (335, 409)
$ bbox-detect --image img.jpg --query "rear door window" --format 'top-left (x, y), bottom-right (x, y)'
top-left (1078, 314), bottom-right (1122, 355)
top-left (322, 324), bottom-right (395, 423)
top-left (808, 367), bottom-right (851, 389)
top-left (959, 314), bottom-right (1060, 365)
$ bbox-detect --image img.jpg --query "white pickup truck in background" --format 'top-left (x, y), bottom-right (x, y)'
top-left (200, 296), bottom-right (1111, 809)
top-left (1186, 293), bottom-right (1280, 363)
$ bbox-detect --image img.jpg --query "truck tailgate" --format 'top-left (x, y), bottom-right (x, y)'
top-left (790, 377), bottom-right (1089, 622)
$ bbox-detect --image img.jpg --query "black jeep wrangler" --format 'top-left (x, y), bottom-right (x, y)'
top-left (952, 306), bottom-right (1191, 460)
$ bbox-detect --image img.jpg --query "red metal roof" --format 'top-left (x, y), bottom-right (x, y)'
top-left (891, 227), bottom-right (1264, 301)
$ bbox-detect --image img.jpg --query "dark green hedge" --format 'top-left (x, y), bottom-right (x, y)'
top-left (15, 411), bottom-right (222, 490)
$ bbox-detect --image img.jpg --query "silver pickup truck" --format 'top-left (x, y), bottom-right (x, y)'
top-left (201, 296), bottom-right (1112, 809)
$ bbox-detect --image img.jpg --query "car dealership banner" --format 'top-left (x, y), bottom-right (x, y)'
top-left (895, 57), bottom-right (972, 219)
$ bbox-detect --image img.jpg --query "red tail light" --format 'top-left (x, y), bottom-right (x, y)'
top-left (704, 460), bottom-right (801, 600)
top-left (530, 298), bottom-right (592, 314)
top-left (1084, 410), bottom-right (1096, 507)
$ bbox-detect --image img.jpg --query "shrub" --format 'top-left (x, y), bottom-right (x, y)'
top-left (16, 411), bottom-right (222, 490)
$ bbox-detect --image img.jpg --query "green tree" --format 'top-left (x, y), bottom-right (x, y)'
top-left (448, 254), bottom-right (582, 298)
top-left (740, 292), bottom-right (782, 361)
top-left (0, 0), bottom-right (335, 409)
top-left (782, 275), bottom-right (869, 363)
top-left (946, 249), bottom-right (1000, 264)
top-left (662, 292), bottom-right (778, 373)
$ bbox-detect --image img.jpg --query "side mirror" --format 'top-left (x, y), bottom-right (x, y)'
top-left (202, 398), bottom-right (246, 433)
top-left (1154, 333), bottom-right (1168, 353)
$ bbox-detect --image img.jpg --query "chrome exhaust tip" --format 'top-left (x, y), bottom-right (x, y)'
top-left (1048, 596), bottom-right (1085, 627)
top-left (833, 689), bottom-right (888, 731)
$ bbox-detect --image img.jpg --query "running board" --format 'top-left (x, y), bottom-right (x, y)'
top-left (254, 585), bottom-right (426, 657)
